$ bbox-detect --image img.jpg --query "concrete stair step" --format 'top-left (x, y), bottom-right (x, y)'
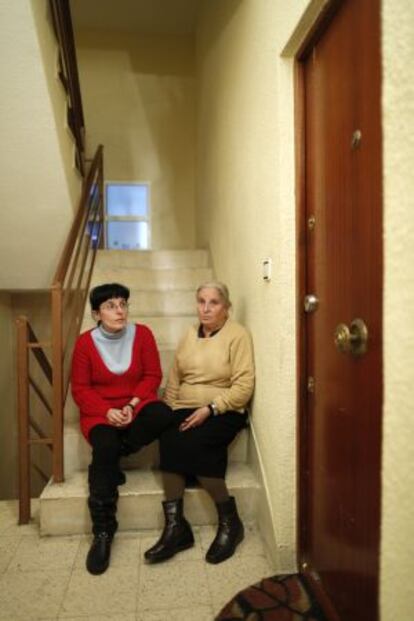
top-left (63, 420), bottom-right (250, 476)
top-left (90, 267), bottom-right (213, 291)
top-left (81, 315), bottom-right (197, 347)
top-left (127, 289), bottom-right (196, 316)
top-left (95, 249), bottom-right (210, 270)
top-left (40, 463), bottom-right (260, 535)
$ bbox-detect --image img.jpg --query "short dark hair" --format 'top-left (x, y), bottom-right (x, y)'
top-left (89, 283), bottom-right (130, 311)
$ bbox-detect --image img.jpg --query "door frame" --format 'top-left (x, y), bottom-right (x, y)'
top-left (294, 1), bottom-right (382, 619)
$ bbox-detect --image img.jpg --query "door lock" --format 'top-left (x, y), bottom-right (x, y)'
top-left (334, 318), bottom-right (368, 356)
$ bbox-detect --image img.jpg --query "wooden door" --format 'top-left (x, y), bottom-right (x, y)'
top-left (298, 1), bottom-right (382, 620)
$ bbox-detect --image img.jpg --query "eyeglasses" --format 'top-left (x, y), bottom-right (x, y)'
top-left (99, 300), bottom-right (129, 312)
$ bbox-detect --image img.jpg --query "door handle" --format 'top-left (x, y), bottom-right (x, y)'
top-left (334, 318), bottom-right (368, 356)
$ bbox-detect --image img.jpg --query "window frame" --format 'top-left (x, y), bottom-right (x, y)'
top-left (104, 180), bottom-right (152, 250)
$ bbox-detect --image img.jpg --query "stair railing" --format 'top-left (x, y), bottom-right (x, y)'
top-left (49, 0), bottom-right (85, 175)
top-left (16, 145), bottom-right (104, 524)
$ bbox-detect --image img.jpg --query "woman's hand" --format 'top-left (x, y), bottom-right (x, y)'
top-left (179, 406), bottom-right (211, 432)
top-left (106, 408), bottom-right (132, 427)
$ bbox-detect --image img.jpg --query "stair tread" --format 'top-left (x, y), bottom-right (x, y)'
top-left (93, 266), bottom-right (211, 273)
top-left (42, 463), bottom-right (259, 500)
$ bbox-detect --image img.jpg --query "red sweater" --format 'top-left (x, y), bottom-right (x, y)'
top-left (71, 324), bottom-right (162, 441)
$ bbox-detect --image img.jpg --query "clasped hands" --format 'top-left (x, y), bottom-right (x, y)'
top-left (107, 403), bottom-right (213, 430)
top-left (106, 405), bottom-right (134, 427)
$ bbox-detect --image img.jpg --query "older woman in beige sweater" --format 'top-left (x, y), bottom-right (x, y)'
top-left (145, 282), bottom-right (255, 565)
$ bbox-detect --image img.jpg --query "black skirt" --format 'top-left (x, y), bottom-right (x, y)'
top-left (159, 408), bottom-right (248, 479)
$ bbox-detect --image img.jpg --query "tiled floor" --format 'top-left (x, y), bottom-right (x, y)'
top-left (0, 500), bottom-right (275, 620)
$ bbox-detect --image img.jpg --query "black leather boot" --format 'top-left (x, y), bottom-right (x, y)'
top-left (86, 531), bottom-right (113, 575)
top-left (144, 498), bottom-right (194, 563)
top-left (86, 491), bottom-right (118, 575)
top-left (205, 496), bottom-right (244, 564)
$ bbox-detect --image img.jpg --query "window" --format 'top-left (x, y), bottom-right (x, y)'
top-left (105, 182), bottom-right (150, 250)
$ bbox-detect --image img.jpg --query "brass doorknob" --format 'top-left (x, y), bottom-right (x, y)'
top-left (334, 318), bottom-right (368, 356)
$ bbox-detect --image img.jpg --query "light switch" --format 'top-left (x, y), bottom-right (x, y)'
top-left (262, 257), bottom-right (272, 281)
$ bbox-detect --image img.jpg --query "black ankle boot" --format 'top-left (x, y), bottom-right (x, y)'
top-left (86, 532), bottom-right (113, 575)
top-left (144, 498), bottom-right (194, 563)
top-left (206, 496), bottom-right (244, 564)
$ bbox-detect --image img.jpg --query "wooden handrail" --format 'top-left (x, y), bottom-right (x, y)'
top-left (16, 0), bottom-right (103, 523)
top-left (16, 318), bottom-right (31, 524)
top-left (17, 145), bottom-right (104, 522)
top-left (53, 147), bottom-right (103, 285)
top-left (52, 145), bottom-right (103, 484)
top-left (49, 0), bottom-right (85, 175)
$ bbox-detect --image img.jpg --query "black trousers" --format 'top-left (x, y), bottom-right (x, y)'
top-left (88, 401), bottom-right (174, 493)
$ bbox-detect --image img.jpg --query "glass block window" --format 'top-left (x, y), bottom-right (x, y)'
top-left (105, 183), bottom-right (150, 250)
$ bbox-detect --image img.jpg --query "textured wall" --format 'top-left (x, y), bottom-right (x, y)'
top-left (380, 0), bottom-right (414, 618)
top-left (196, 0), bottom-right (308, 570)
top-left (0, 1), bottom-right (80, 289)
top-left (75, 30), bottom-right (196, 250)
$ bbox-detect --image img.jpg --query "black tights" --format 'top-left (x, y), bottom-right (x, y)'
top-left (162, 471), bottom-right (230, 504)
top-left (88, 401), bottom-right (174, 493)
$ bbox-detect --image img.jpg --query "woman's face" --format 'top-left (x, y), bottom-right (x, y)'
top-left (94, 297), bottom-right (129, 333)
top-left (196, 287), bottom-right (228, 333)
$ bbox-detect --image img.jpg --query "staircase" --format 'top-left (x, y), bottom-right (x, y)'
top-left (39, 249), bottom-right (260, 535)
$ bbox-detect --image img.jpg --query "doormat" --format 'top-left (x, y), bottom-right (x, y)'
top-left (215, 574), bottom-right (328, 621)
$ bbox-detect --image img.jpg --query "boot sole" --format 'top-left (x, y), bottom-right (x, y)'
top-left (144, 540), bottom-right (195, 564)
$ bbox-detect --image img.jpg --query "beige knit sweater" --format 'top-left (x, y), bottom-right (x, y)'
top-left (163, 319), bottom-right (255, 414)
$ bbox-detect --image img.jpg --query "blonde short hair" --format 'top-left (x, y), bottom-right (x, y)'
top-left (196, 281), bottom-right (232, 308)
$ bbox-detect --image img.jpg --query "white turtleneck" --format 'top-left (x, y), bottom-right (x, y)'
top-left (91, 323), bottom-right (136, 374)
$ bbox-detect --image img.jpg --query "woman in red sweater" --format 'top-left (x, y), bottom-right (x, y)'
top-left (71, 282), bottom-right (173, 575)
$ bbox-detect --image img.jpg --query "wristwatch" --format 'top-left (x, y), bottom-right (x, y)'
top-left (208, 402), bottom-right (219, 416)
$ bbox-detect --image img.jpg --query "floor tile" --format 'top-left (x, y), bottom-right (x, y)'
top-left (9, 534), bottom-right (80, 572)
top-left (74, 532), bottom-right (140, 570)
top-left (58, 612), bottom-right (135, 621)
top-left (59, 566), bottom-right (138, 618)
top-left (0, 499), bottom-right (39, 536)
top-left (205, 553), bottom-right (275, 615)
top-left (138, 559), bottom-right (210, 612)
top-left (138, 606), bottom-right (214, 621)
top-left (0, 569), bottom-right (71, 620)
top-left (0, 535), bottom-right (21, 573)
top-left (199, 523), bottom-right (268, 558)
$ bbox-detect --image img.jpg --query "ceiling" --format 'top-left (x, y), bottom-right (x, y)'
top-left (70, 0), bottom-right (203, 35)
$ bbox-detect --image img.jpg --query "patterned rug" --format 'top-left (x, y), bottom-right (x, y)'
top-left (215, 574), bottom-right (328, 621)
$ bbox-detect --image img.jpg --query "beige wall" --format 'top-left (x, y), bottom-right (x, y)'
top-left (0, 1), bottom-right (81, 290)
top-left (196, 0), bottom-right (309, 571)
top-left (380, 0), bottom-right (414, 618)
top-left (75, 29), bottom-right (196, 250)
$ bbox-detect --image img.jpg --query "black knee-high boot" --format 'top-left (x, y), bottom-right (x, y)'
top-left (144, 498), bottom-right (194, 563)
top-left (86, 466), bottom-right (119, 575)
top-left (206, 496), bottom-right (244, 564)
